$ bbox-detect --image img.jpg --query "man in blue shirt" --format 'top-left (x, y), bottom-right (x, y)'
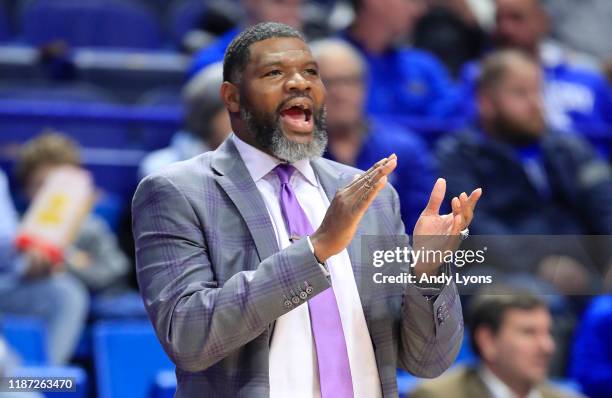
top-left (0, 169), bottom-right (88, 365)
top-left (311, 38), bottom-right (435, 230)
top-left (341, 0), bottom-right (463, 121)
top-left (460, 0), bottom-right (612, 154)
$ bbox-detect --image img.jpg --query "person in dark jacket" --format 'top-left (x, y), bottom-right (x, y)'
top-left (438, 50), bottom-right (612, 295)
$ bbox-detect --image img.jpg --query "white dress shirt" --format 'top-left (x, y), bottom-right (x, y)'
top-left (232, 134), bottom-right (382, 398)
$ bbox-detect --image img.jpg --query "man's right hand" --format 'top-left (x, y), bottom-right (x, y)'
top-left (310, 154), bottom-right (398, 262)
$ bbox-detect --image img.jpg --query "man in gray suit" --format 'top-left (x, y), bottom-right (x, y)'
top-left (133, 22), bottom-right (482, 397)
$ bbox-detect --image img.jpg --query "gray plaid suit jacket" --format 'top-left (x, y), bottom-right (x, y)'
top-left (132, 136), bottom-right (463, 397)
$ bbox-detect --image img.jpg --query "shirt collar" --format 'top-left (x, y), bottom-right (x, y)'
top-left (479, 366), bottom-right (542, 398)
top-left (232, 134), bottom-right (319, 187)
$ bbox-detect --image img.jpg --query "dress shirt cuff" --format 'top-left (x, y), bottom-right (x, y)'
top-left (410, 262), bottom-right (452, 300)
top-left (306, 235), bottom-right (330, 277)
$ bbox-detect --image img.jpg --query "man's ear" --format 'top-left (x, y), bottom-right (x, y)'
top-left (475, 326), bottom-right (497, 362)
top-left (220, 81), bottom-right (240, 114)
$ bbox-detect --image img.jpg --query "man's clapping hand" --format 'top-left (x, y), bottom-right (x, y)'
top-left (311, 154), bottom-right (398, 262)
top-left (412, 178), bottom-right (482, 277)
top-left (311, 155), bottom-right (482, 274)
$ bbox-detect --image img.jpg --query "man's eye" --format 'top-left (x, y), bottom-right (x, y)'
top-left (305, 68), bottom-right (319, 76)
top-left (264, 70), bottom-right (282, 77)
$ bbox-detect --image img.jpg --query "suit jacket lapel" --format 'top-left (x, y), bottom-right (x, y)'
top-left (210, 136), bottom-right (279, 263)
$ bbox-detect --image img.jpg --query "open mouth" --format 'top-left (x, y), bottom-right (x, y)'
top-left (279, 99), bottom-right (314, 133)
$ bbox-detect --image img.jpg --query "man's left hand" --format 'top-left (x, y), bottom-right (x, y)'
top-left (412, 178), bottom-right (482, 276)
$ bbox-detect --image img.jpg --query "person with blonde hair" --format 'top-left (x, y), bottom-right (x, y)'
top-left (0, 165), bottom-right (88, 364)
top-left (16, 132), bottom-right (130, 294)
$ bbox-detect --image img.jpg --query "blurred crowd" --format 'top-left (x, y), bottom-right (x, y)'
top-left (1, 0), bottom-right (612, 397)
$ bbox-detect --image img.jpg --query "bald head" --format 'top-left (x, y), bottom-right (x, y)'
top-left (182, 62), bottom-right (230, 148)
top-left (310, 39), bottom-right (367, 128)
top-left (478, 50), bottom-right (540, 93)
top-left (494, 0), bottom-right (548, 55)
top-left (310, 39), bottom-right (366, 78)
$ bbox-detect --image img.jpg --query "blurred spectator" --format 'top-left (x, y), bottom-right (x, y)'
top-left (0, 168), bottom-right (88, 365)
top-left (37, 40), bottom-right (78, 81)
top-left (15, 133), bottom-right (130, 294)
top-left (139, 62), bottom-right (230, 179)
top-left (341, 0), bottom-right (463, 120)
top-left (188, 0), bottom-right (304, 78)
top-left (542, 0), bottom-right (612, 80)
top-left (412, 287), bottom-right (583, 398)
top-left (310, 38), bottom-right (435, 229)
top-left (570, 295), bottom-right (612, 398)
top-left (461, 0), bottom-right (612, 135)
top-left (439, 51), bottom-right (612, 293)
top-left (414, 0), bottom-right (487, 77)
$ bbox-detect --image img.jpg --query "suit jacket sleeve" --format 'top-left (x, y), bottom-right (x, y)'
top-left (389, 186), bottom-right (464, 378)
top-left (132, 173), bottom-right (331, 373)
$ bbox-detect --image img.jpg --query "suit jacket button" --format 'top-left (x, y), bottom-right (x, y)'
top-left (437, 303), bottom-right (448, 326)
top-left (292, 296), bottom-right (300, 304)
top-left (299, 291), bottom-right (308, 300)
top-left (305, 286), bottom-right (314, 295)
top-left (284, 300), bottom-right (293, 308)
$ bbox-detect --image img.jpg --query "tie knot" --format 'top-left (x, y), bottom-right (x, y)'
top-left (275, 163), bottom-right (296, 185)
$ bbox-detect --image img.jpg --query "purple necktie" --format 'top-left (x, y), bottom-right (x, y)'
top-left (275, 163), bottom-right (354, 398)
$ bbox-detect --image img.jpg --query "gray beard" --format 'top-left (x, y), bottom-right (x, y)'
top-left (241, 107), bottom-right (328, 163)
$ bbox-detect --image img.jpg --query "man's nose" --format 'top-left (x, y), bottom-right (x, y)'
top-left (285, 71), bottom-right (311, 92)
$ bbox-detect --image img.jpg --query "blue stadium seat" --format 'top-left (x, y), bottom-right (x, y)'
top-left (137, 88), bottom-right (183, 155)
top-left (90, 292), bottom-right (148, 320)
top-left (397, 369), bottom-right (422, 398)
top-left (1, 315), bottom-right (48, 365)
top-left (454, 328), bottom-right (477, 365)
top-left (0, 83), bottom-right (129, 151)
top-left (0, 101), bottom-right (136, 149)
top-left (0, 82), bottom-right (118, 103)
top-left (153, 370), bottom-right (177, 398)
top-left (137, 87), bottom-right (182, 107)
top-left (10, 365), bottom-right (88, 398)
top-left (20, 0), bottom-right (163, 49)
top-left (93, 321), bottom-right (174, 398)
top-left (0, 99), bottom-right (178, 150)
top-left (0, 3), bottom-right (11, 42)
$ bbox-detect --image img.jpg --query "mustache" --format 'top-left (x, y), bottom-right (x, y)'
top-left (276, 92), bottom-right (315, 115)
